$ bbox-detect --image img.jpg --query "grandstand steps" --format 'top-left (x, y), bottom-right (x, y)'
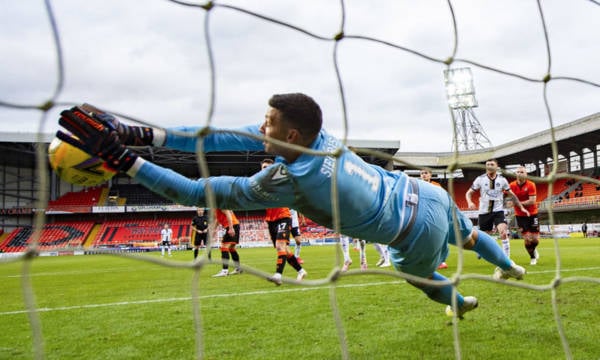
top-left (97, 187), bottom-right (110, 205)
top-left (83, 224), bottom-right (102, 249)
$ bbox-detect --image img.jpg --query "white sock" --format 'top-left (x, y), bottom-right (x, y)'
top-left (295, 243), bottom-right (301, 258)
top-left (340, 236), bottom-right (351, 262)
top-left (359, 240), bottom-right (366, 264)
top-left (501, 238), bottom-right (510, 258)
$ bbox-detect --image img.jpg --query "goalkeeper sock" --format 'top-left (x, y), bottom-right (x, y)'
top-left (472, 231), bottom-right (512, 270)
top-left (419, 272), bottom-right (463, 306)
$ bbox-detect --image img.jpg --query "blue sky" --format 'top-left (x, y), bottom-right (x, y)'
top-left (0, 0), bottom-right (598, 152)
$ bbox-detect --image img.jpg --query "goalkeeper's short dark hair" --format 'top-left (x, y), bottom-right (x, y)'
top-left (268, 93), bottom-right (322, 141)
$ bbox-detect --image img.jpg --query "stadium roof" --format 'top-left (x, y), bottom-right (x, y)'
top-left (1, 112), bottom-right (598, 178)
top-left (0, 133), bottom-right (400, 178)
top-left (394, 112), bottom-right (600, 178)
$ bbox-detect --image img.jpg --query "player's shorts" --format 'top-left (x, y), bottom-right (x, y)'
top-left (477, 211), bottom-right (506, 232)
top-left (193, 232), bottom-right (207, 246)
top-left (161, 241), bottom-right (171, 247)
top-left (222, 224), bottom-right (241, 244)
top-left (267, 218), bottom-right (292, 247)
top-left (388, 179), bottom-right (473, 278)
top-left (291, 226), bottom-right (301, 238)
top-left (516, 214), bottom-right (539, 234)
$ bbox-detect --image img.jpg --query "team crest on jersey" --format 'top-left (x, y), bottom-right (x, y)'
top-left (271, 166), bottom-right (288, 180)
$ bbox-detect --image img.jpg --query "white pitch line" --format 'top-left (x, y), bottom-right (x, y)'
top-left (3, 266), bottom-right (599, 316)
top-left (0, 280), bottom-right (405, 316)
top-left (526, 266), bottom-right (600, 274)
top-left (4, 268), bottom-right (129, 278)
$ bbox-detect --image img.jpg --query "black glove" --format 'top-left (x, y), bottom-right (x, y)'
top-left (80, 103), bottom-right (154, 146)
top-left (57, 106), bottom-right (138, 172)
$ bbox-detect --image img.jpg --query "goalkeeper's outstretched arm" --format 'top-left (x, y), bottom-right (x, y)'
top-left (80, 103), bottom-right (266, 154)
top-left (128, 156), bottom-right (296, 210)
top-left (162, 125), bottom-right (265, 153)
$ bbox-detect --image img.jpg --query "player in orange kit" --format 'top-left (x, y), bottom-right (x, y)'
top-left (261, 159), bottom-right (307, 285)
top-left (509, 166), bottom-right (540, 265)
top-left (212, 209), bottom-right (243, 277)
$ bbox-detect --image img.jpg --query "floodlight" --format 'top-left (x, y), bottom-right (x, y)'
top-left (444, 67), bottom-right (478, 109)
top-left (443, 66), bottom-right (491, 151)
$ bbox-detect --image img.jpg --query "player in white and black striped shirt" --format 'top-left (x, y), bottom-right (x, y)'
top-left (466, 159), bottom-right (528, 257)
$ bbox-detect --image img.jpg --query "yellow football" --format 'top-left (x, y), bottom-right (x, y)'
top-left (48, 136), bottom-right (116, 186)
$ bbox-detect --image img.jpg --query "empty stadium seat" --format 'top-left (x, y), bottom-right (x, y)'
top-left (47, 186), bottom-right (106, 212)
top-left (0, 222), bottom-right (94, 253)
top-left (110, 184), bottom-right (173, 205)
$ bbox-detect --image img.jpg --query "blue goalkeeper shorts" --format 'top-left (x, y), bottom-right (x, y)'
top-left (388, 180), bottom-right (473, 278)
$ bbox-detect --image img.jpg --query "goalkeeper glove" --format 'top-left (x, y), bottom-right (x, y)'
top-left (80, 103), bottom-right (155, 146)
top-left (57, 106), bottom-right (138, 172)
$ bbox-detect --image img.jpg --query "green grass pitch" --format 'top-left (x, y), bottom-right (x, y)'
top-left (1, 237), bottom-right (599, 359)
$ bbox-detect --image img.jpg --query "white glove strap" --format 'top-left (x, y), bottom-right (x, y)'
top-left (152, 128), bottom-right (166, 146)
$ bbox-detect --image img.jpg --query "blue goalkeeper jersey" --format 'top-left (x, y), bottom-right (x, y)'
top-left (133, 125), bottom-right (414, 244)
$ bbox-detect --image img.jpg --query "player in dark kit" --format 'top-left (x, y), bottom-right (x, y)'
top-left (191, 207), bottom-right (209, 260)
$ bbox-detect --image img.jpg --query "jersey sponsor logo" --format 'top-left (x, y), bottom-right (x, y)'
top-left (320, 136), bottom-right (339, 178)
top-left (484, 188), bottom-right (503, 199)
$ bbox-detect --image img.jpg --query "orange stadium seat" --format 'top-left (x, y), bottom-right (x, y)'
top-left (47, 186), bottom-right (106, 212)
top-left (92, 218), bottom-right (190, 246)
top-left (445, 180), bottom-right (477, 210)
top-left (582, 182), bottom-right (600, 197)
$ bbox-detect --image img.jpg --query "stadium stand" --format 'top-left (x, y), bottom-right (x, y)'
top-left (536, 182), bottom-right (549, 204)
top-left (110, 184), bottom-right (174, 205)
top-left (446, 180), bottom-right (475, 210)
top-left (0, 227), bottom-right (31, 253)
top-left (92, 218), bottom-right (190, 247)
top-left (0, 221), bottom-right (94, 253)
top-left (239, 214), bottom-right (269, 243)
top-left (579, 181), bottom-right (600, 197)
top-left (300, 218), bottom-right (337, 241)
top-left (46, 186), bottom-right (107, 212)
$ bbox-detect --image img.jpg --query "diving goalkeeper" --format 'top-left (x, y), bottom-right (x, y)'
top-left (56, 93), bottom-right (526, 318)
